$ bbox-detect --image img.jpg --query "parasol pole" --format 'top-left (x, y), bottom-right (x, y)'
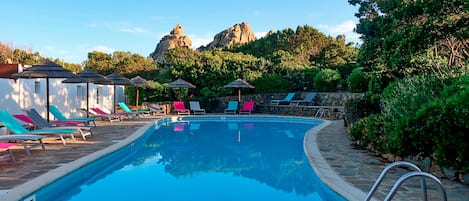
top-left (46, 78), bottom-right (50, 122)
top-left (136, 87), bottom-right (140, 112)
top-left (86, 82), bottom-right (90, 118)
top-left (238, 88), bottom-right (241, 103)
top-left (113, 85), bottom-right (117, 113)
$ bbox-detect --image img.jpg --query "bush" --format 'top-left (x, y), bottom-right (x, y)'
top-left (347, 68), bottom-right (369, 92)
top-left (394, 77), bottom-right (469, 171)
top-left (344, 94), bottom-right (380, 127)
top-left (349, 114), bottom-right (391, 153)
top-left (252, 74), bottom-right (290, 93)
top-left (313, 69), bottom-right (341, 92)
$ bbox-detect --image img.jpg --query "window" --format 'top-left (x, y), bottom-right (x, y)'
top-left (77, 85), bottom-right (86, 100)
top-left (96, 87), bottom-right (103, 104)
top-left (34, 81), bottom-right (40, 94)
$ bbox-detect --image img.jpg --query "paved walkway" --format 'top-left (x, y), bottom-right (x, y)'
top-left (314, 120), bottom-right (469, 201)
top-left (1, 117), bottom-right (468, 200)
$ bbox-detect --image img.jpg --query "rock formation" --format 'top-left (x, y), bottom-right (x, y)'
top-left (150, 24), bottom-right (192, 63)
top-left (197, 22), bottom-right (256, 51)
top-left (336, 34), bottom-right (346, 41)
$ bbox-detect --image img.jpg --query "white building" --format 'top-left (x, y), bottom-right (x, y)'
top-left (0, 64), bottom-right (125, 119)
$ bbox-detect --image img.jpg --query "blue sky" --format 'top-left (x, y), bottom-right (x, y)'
top-left (1, 0), bottom-right (360, 64)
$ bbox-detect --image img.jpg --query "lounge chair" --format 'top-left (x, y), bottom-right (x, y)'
top-left (89, 108), bottom-right (122, 124)
top-left (22, 108), bottom-right (93, 140)
top-left (49, 105), bottom-right (96, 126)
top-left (173, 101), bottom-right (190, 115)
top-left (0, 142), bottom-right (17, 162)
top-left (0, 133), bottom-right (45, 156)
top-left (239, 101), bottom-right (255, 115)
top-left (1, 110), bottom-right (78, 146)
top-left (270, 93), bottom-right (295, 105)
top-left (290, 92), bottom-right (316, 106)
top-left (189, 101), bottom-right (206, 115)
top-left (147, 103), bottom-right (166, 116)
top-left (224, 101), bottom-right (238, 115)
top-left (117, 102), bottom-right (150, 116)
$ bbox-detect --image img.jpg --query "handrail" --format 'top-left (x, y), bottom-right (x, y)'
top-left (384, 171), bottom-right (447, 201)
top-left (365, 161), bottom-right (424, 201)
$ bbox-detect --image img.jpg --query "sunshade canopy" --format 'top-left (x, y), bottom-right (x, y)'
top-left (12, 60), bottom-right (76, 79)
top-left (62, 68), bottom-right (112, 84)
top-left (106, 73), bottom-right (134, 86)
top-left (223, 78), bottom-right (254, 89)
top-left (131, 76), bottom-right (152, 88)
top-left (167, 78), bottom-right (196, 88)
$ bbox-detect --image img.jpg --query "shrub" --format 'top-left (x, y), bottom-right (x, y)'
top-left (313, 69), bottom-right (341, 92)
top-left (252, 74), bottom-right (290, 93)
top-left (347, 68), bottom-right (369, 92)
top-left (344, 94), bottom-right (380, 127)
top-left (349, 114), bottom-right (391, 153)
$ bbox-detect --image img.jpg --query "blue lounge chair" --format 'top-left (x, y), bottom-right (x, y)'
top-left (290, 93), bottom-right (316, 106)
top-left (118, 102), bottom-right (150, 116)
top-left (189, 101), bottom-right (206, 115)
top-left (49, 105), bottom-right (96, 126)
top-left (0, 110), bottom-right (78, 146)
top-left (224, 101), bottom-right (238, 115)
top-left (270, 93), bottom-right (295, 105)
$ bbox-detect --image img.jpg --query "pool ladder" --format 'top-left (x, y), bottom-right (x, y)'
top-left (365, 161), bottom-right (448, 201)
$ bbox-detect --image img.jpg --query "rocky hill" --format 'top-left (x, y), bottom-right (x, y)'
top-left (197, 22), bottom-right (256, 51)
top-left (150, 24), bottom-right (192, 63)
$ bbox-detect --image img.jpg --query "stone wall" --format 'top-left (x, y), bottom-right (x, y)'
top-left (214, 92), bottom-right (364, 118)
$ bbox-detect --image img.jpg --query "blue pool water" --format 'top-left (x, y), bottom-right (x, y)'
top-left (25, 116), bottom-right (345, 201)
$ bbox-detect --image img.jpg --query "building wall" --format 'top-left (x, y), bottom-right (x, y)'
top-left (0, 77), bottom-right (119, 118)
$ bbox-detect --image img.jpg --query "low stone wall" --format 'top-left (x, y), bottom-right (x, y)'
top-left (215, 92), bottom-right (364, 118)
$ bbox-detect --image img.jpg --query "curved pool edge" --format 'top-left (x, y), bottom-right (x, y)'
top-left (304, 120), bottom-right (367, 201)
top-left (0, 123), bottom-right (154, 201)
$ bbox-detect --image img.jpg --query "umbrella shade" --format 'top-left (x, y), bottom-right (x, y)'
top-left (131, 76), bottom-right (152, 112)
top-left (62, 69), bottom-right (113, 117)
top-left (12, 60), bottom-right (77, 121)
top-left (224, 78), bottom-right (255, 102)
top-left (106, 73), bottom-right (134, 113)
top-left (166, 78), bottom-right (195, 100)
top-left (167, 78), bottom-right (196, 88)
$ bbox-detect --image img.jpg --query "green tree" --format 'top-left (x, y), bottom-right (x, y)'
top-left (349, 0), bottom-right (469, 90)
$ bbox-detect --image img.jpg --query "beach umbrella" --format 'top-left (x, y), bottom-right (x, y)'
top-left (12, 60), bottom-right (77, 121)
top-left (106, 73), bottom-right (134, 113)
top-left (131, 76), bottom-right (152, 112)
top-left (166, 78), bottom-right (195, 100)
top-left (224, 78), bottom-right (254, 102)
top-left (62, 69), bottom-right (112, 117)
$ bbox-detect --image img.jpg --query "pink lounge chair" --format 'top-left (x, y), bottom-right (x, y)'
top-left (13, 114), bottom-right (83, 127)
top-left (0, 142), bottom-right (17, 162)
top-left (173, 101), bottom-right (190, 115)
top-left (90, 108), bottom-right (123, 124)
top-left (239, 101), bottom-right (254, 115)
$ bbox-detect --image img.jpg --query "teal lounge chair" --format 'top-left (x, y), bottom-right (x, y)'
top-left (290, 93), bottom-right (316, 106)
top-left (224, 101), bottom-right (238, 115)
top-left (118, 102), bottom-right (150, 116)
top-left (270, 93), bottom-right (295, 105)
top-left (49, 105), bottom-right (96, 126)
top-left (0, 110), bottom-right (78, 146)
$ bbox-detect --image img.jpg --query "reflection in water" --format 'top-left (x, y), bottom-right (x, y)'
top-left (142, 121), bottom-right (321, 196)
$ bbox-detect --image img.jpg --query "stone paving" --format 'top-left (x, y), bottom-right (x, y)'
top-left (0, 116), bottom-right (468, 200)
top-left (316, 120), bottom-right (469, 201)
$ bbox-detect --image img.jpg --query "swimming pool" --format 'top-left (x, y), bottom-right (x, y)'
top-left (20, 116), bottom-right (345, 201)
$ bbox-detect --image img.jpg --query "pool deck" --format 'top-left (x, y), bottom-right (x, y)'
top-left (0, 116), bottom-right (468, 201)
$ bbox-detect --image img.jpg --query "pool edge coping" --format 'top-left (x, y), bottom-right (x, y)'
top-left (304, 120), bottom-right (367, 201)
top-left (0, 123), bottom-right (153, 201)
